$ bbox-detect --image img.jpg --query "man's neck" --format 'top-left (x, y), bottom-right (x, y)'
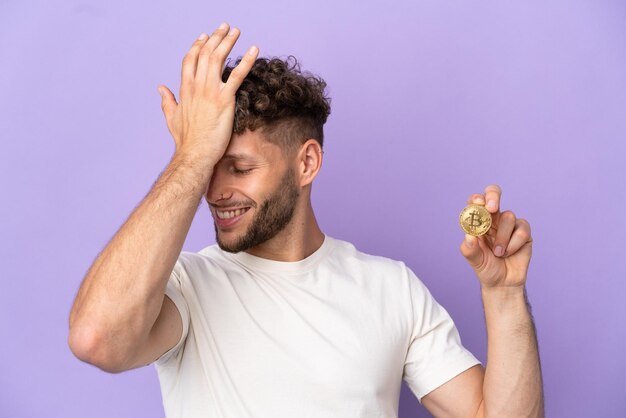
top-left (244, 205), bottom-right (325, 262)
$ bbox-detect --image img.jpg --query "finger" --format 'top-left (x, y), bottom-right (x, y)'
top-left (484, 184), bottom-right (502, 213)
top-left (467, 193), bottom-right (485, 206)
top-left (158, 84), bottom-right (177, 122)
top-left (504, 218), bottom-right (532, 256)
top-left (180, 33), bottom-right (210, 101)
top-left (195, 23), bottom-right (230, 85)
top-left (493, 210), bottom-right (516, 257)
top-left (158, 85), bottom-right (179, 145)
top-left (207, 27), bottom-right (241, 81)
top-left (460, 233), bottom-right (485, 270)
top-left (222, 45), bottom-right (259, 96)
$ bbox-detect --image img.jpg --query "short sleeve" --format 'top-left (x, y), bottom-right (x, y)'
top-left (153, 258), bottom-right (190, 366)
top-left (402, 266), bottom-right (482, 403)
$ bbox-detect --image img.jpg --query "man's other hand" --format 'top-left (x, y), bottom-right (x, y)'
top-left (459, 184), bottom-right (533, 289)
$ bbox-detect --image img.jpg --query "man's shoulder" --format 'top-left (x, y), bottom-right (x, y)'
top-left (172, 244), bottom-right (230, 274)
top-left (329, 236), bottom-right (408, 272)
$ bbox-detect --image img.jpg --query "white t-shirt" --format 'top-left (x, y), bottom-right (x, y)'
top-left (153, 234), bottom-right (481, 418)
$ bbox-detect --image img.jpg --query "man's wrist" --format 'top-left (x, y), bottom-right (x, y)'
top-left (480, 284), bottom-right (526, 299)
top-left (480, 284), bottom-right (530, 318)
top-left (159, 150), bottom-right (216, 197)
top-left (173, 146), bottom-right (219, 169)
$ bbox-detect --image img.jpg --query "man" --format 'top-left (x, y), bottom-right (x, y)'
top-left (68, 23), bottom-right (544, 417)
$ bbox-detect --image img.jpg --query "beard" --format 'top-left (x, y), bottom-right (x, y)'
top-left (213, 167), bottom-right (300, 253)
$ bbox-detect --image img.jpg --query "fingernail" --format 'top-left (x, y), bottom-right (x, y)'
top-left (219, 22), bottom-right (228, 30)
top-left (487, 200), bottom-right (496, 210)
top-left (474, 196), bottom-right (485, 204)
top-left (494, 245), bottom-right (504, 256)
top-left (248, 45), bottom-right (258, 56)
top-left (465, 235), bottom-right (475, 248)
top-left (198, 32), bottom-right (208, 41)
top-left (157, 86), bottom-right (163, 97)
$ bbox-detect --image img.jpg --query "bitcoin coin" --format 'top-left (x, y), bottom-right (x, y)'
top-left (459, 204), bottom-right (492, 236)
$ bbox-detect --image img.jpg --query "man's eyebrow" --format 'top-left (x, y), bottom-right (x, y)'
top-left (222, 153), bottom-right (258, 161)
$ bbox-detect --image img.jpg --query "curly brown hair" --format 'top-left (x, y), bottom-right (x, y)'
top-left (222, 55), bottom-right (331, 156)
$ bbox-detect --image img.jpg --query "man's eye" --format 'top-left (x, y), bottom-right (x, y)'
top-left (230, 167), bottom-right (253, 175)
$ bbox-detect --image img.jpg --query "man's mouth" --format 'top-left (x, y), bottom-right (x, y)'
top-left (213, 206), bottom-right (251, 229)
top-left (215, 207), bottom-right (251, 220)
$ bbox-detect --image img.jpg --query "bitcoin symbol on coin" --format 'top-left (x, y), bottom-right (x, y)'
top-left (469, 212), bottom-right (482, 228)
top-left (459, 204), bottom-right (492, 236)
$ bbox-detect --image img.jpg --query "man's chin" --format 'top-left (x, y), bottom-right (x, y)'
top-left (216, 239), bottom-right (244, 253)
top-left (215, 234), bottom-right (241, 253)
top-left (214, 227), bottom-right (249, 253)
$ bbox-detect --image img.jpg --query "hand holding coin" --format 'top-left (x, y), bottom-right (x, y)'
top-left (458, 184), bottom-right (533, 289)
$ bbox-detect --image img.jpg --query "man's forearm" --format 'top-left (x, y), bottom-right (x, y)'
top-left (480, 285), bottom-right (544, 417)
top-left (68, 150), bottom-right (214, 367)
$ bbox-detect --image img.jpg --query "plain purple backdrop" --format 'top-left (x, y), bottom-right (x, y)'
top-left (1, 0), bottom-right (625, 417)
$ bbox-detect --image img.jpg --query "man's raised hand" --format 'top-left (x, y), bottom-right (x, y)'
top-left (157, 23), bottom-right (259, 161)
top-left (460, 184), bottom-right (533, 289)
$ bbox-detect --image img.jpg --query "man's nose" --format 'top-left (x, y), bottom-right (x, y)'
top-left (207, 169), bottom-right (232, 203)
top-left (207, 186), bottom-right (233, 204)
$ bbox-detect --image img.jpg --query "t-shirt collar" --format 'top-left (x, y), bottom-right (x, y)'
top-left (223, 234), bottom-right (333, 274)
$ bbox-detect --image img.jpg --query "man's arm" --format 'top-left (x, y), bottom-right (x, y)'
top-left (68, 151), bottom-right (214, 372)
top-left (479, 286), bottom-right (543, 416)
top-left (68, 23), bottom-right (259, 372)
top-left (421, 185), bottom-right (544, 417)
top-left (421, 287), bottom-right (543, 417)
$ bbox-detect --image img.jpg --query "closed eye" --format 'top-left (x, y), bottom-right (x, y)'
top-left (230, 167), bottom-right (254, 175)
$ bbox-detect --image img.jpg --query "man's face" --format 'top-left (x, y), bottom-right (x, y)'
top-left (205, 129), bottom-right (300, 253)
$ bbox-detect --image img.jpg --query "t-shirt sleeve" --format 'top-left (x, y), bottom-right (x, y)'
top-left (402, 265), bottom-right (482, 403)
top-left (153, 258), bottom-right (190, 366)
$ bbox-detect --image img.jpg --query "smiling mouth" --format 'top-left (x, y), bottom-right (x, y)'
top-left (215, 207), bottom-right (251, 220)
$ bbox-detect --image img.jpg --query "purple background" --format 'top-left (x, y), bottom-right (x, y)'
top-left (1, 0), bottom-right (624, 417)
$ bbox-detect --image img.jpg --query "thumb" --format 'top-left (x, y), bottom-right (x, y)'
top-left (157, 84), bottom-right (177, 121)
top-left (459, 234), bottom-right (484, 270)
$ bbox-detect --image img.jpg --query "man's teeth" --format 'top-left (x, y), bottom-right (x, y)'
top-left (216, 208), bottom-right (249, 219)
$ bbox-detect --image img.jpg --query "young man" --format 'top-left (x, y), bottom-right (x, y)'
top-left (68, 23), bottom-right (544, 417)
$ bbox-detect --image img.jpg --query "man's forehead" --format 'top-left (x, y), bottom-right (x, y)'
top-left (224, 130), bottom-right (281, 161)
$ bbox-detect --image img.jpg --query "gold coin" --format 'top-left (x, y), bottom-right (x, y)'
top-left (459, 204), bottom-right (492, 236)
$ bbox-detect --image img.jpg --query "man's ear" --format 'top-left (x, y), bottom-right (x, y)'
top-left (296, 139), bottom-right (323, 187)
